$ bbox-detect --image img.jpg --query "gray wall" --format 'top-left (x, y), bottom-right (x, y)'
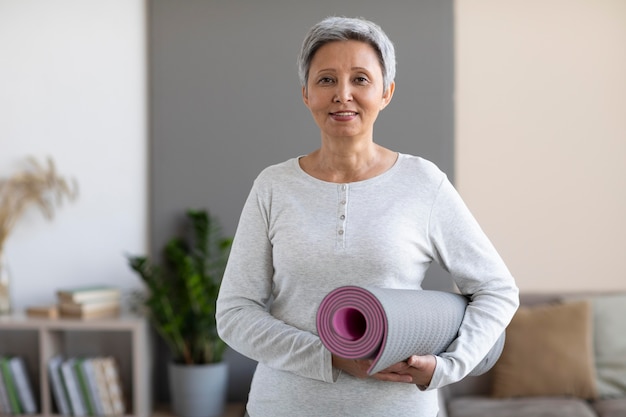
top-left (149, 0), bottom-right (454, 402)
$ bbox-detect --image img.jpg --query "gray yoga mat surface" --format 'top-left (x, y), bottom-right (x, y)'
top-left (317, 286), bottom-right (504, 376)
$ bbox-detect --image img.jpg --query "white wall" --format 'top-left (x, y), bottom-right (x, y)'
top-left (455, 0), bottom-right (626, 292)
top-left (0, 0), bottom-right (147, 311)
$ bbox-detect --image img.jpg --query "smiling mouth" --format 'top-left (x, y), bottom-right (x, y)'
top-left (330, 111), bottom-right (358, 116)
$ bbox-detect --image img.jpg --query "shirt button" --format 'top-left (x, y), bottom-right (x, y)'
top-left (340, 215), bottom-right (345, 220)
top-left (338, 230), bottom-right (344, 235)
top-left (340, 200), bottom-right (346, 205)
top-left (342, 185), bottom-right (347, 191)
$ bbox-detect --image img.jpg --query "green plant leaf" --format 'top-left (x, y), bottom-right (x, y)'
top-left (126, 209), bottom-right (232, 364)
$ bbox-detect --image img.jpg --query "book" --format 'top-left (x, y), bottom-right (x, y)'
top-left (101, 357), bottom-right (125, 415)
top-left (73, 359), bottom-right (95, 416)
top-left (9, 356), bottom-right (37, 413)
top-left (0, 361), bottom-right (12, 415)
top-left (81, 359), bottom-right (105, 416)
top-left (48, 356), bottom-right (71, 416)
top-left (26, 304), bottom-right (59, 319)
top-left (60, 358), bottom-right (86, 416)
top-left (59, 306), bottom-right (120, 320)
top-left (0, 356), bottom-right (22, 414)
top-left (59, 298), bottom-right (120, 314)
top-left (58, 298), bottom-right (121, 319)
top-left (91, 358), bottom-right (114, 416)
top-left (56, 285), bottom-right (121, 304)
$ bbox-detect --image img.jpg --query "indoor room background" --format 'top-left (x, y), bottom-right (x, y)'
top-left (2, 0), bottom-right (624, 403)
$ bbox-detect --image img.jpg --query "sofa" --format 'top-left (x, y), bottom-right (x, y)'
top-left (438, 292), bottom-right (626, 417)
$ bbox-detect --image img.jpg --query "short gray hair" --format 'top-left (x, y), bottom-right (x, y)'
top-left (297, 16), bottom-right (396, 94)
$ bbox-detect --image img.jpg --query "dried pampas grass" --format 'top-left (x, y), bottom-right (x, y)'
top-left (0, 157), bottom-right (79, 253)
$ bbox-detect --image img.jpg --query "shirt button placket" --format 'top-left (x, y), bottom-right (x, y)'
top-left (337, 184), bottom-right (348, 247)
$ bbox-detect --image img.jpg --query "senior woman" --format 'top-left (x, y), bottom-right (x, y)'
top-left (216, 16), bottom-right (519, 417)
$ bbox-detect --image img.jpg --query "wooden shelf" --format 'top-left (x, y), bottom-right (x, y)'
top-left (0, 313), bottom-right (153, 417)
top-left (152, 403), bottom-right (246, 417)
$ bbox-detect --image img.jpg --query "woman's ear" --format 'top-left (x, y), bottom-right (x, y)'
top-left (302, 86), bottom-right (309, 107)
top-left (380, 81), bottom-right (395, 110)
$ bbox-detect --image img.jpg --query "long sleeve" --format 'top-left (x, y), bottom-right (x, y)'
top-left (426, 177), bottom-right (519, 388)
top-left (216, 177), bottom-right (335, 383)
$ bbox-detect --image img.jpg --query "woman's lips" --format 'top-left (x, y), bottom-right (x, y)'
top-left (330, 111), bottom-right (358, 121)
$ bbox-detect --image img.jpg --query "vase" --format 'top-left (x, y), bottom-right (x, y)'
top-left (168, 361), bottom-right (229, 417)
top-left (0, 252), bottom-right (12, 315)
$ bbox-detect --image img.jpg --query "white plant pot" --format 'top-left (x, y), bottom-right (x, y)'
top-left (168, 361), bottom-right (228, 417)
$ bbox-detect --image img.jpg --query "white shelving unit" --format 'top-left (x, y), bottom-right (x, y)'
top-left (0, 314), bottom-right (152, 417)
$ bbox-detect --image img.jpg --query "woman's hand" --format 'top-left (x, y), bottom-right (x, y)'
top-left (375, 355), bottom-right (436, 388)
top-left (332, 354), bottom-right (436, 388)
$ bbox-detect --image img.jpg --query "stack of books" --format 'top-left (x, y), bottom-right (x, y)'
top-left (0, 355), bottom-right (38, 415)
top-left (48, 355), bottom-right (126, 416)
top-left (56, 286), bottom-right (122, 319)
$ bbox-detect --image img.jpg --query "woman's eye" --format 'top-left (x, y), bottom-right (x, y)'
top-left (318, 77), bottom-right (334, 84)
top-left (354, 76), bottom-right (369, 84)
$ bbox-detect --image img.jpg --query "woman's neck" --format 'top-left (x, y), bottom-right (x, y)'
top-left (300, 142), bottom-right (397, 183)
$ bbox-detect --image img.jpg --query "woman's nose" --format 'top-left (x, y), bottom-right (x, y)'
top-left (333, 81), bottom-right (353, 103)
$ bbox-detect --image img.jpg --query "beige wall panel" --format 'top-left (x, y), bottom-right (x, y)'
top-left (455, 0), bottom-right (626, 292)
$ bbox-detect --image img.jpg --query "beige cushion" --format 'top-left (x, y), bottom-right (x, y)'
top-left (591, 294), bottom-right (626, 398)
top-left (491, 300), bottom-right (598, 399)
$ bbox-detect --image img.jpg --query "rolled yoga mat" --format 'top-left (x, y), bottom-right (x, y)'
top-left (316, 286), bottom-right (505, 376)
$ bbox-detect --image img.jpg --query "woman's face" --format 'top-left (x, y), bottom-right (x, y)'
top-left (302, 40), bottom-right (394, 143)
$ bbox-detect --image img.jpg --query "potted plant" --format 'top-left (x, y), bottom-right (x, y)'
top-left (127, 209), bottom-right (232, 417)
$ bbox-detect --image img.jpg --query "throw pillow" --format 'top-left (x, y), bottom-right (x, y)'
top-left (491, 299), bottom-right (598, 399)
top-left (591, 294), bottom-right (626, 398)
